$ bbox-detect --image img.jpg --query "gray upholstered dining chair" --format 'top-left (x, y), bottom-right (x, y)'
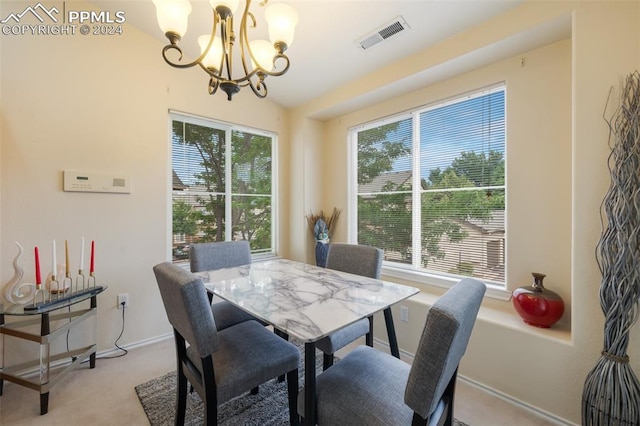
top-left (153, 262), bottom-right (300, 426)
top-left (189, 241), bottom-right (259, 331)
top-left (315, 243), bottom-right (383, 370)
top-left (300, 278), bottom-right (485, 426)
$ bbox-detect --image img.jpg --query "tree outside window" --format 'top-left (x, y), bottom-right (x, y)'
top-left (353, 86), bottom-right (506, 285)
top-left (170, 114), bottom-right (275, 262)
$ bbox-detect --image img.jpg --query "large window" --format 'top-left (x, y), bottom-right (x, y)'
top-left (351, 85), bottom-right (506, 286)
top-left (171, 112), bottom-right (276, 262)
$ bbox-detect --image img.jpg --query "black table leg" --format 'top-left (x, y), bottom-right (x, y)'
top-left (40, 313), bottom-right (50, 414)
top-left (0, 314), bottom-right (4, 396)
top-left (90, 296), bottom-right (97, 368)
top-left (383, 308), bottom-right (400, 358)
top-left (304, 342), bottom-right (316, 426)
top-left (40, 392), bottom-right (49, 415)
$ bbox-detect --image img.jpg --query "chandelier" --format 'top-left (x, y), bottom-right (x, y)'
top-left (152, 0), bottom-right (298, 101)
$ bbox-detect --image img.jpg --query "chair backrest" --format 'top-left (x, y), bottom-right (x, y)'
top-left (189, 240), bottom-right (251, 273)
top-left (153, 262), bottom-right (220, 358)
top-left (404, 278), bottom-right (486, 419)
top-left (325, 243), bottom-right (383, 279)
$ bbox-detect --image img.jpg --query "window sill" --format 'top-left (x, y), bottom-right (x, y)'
top-left (382, 264), bottom-right (572, 345)
top-left (382, 264), bottom-right (512, 301)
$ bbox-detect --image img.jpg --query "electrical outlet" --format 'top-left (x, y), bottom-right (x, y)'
top-left (117, 293), bottom-right (129, 309)
top-left (400, 305), bottom-right (409, 322)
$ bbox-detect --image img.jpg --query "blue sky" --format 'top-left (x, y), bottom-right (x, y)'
top-left (386, 90), bottom-right (506, 179)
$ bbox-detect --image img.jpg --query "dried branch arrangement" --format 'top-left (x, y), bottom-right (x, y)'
top-left (582, 71), bottom-right (640, 425)
top-left (305, 208), bottom-right (341, 239)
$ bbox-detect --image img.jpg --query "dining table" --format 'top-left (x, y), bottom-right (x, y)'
top-left (195, 258), bottom-right (419, 425)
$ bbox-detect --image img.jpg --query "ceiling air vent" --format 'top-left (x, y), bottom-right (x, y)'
top-left (356, 16), bottom-right (410, 50)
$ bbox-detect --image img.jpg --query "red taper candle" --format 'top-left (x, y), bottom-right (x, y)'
top-left (35, 246), bottom-right (42, 286)
top-left (90, 240), bottom-right (95, 274)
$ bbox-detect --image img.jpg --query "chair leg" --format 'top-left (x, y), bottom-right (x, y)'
top-left (173, 330), bottom-right (188, 426)
top-left (442, 369), bottom-right (458, 426)
top-left (366, 315), bottom-right (374, 347)
top-left (275, 329), bottom-right (290, 381)
top-left (411, 412), bottom-right (427, 426)
top-left (286, 368), bottom-right (299, 426)
top-left (323, 353), bottom-right (334, 370)
top-left (175, 368), bottom-right (188, 426)
top-left (201, 355), bottom-right (218, 426)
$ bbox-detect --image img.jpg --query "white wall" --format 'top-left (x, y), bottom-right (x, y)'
top-left (0, 0), bottom-right (288, 351)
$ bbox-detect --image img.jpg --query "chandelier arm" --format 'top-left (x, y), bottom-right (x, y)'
top-left (161, 10), bottom-right (219, 70)
top-left (247, 75), bottom-right (268, 98)
top-left (220, 16), bottom-right (234, 81)
top-left (265, 52), bottom-right (291, 77)
top-left (238, 1), bottom-right (255, 80)
top-left (208, 77), bottom-right (219, 95)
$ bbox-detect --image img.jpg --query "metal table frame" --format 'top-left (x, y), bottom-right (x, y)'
top-left (0, 286), bottom-right (105, 414)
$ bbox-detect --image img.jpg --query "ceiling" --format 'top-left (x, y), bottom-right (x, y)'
top-left (92, 1), bottom-right (570, 116)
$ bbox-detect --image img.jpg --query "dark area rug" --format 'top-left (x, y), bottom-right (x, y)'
top-left (135, 345), bottom-right (470, 425)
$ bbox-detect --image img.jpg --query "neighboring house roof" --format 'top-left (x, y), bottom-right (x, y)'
top-left (359, 171), bottom-right (412, 194)
top-left (172, 170), bottom-right (187, 190)
top-left (463, 210), bottom-right (505, 234)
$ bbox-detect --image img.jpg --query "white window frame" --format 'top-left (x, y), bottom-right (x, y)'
top-left (169, 110), bottom-right (278, 260)
top-left (348, 85), bottom-right (508, 297)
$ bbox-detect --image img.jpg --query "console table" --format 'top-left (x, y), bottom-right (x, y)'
top-left (0, 286), bottom-right (106, 414)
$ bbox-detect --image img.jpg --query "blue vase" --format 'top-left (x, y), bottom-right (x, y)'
top-left (315, 241), bottom-right (329, 267)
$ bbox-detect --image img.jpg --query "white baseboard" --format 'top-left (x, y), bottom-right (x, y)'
top-left (96, 332), bottom-right (173, 358)
top-left (371, 337), bottom-right (575, 426)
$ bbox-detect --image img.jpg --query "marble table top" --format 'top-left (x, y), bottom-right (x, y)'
top-left (196, 258), bottom-right (419, 342)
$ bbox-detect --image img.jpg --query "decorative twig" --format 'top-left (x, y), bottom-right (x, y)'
top-left (582, 71), bottom-right (640, 425)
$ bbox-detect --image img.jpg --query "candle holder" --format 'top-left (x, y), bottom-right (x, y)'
top-left (21, 239), bottom-right (98, 311)
top-left (24, 272), bottom-right (101, 312)
top-left (88, 272), bottom-right (97, 288)
top-left (51, 277), bottom-right (58, 301)
top-left (45, 265), bottom-right (70, 297)
top-left (33, 285), bottom-right (47, 305)
top-left (76, 270), bottom-right (86, 292)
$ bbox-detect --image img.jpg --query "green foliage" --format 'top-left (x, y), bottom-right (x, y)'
top-left (172, 200), bottom-right (198, 237)
top-left (357, 121), bottom-right (505, 270)
top-left (357, 121), bottom-right (410, 184)
top-left (172, 121), bottom-right (273, 252)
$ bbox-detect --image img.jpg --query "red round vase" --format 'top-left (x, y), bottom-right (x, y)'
top-left (512, 272), bottom-right (564, 328)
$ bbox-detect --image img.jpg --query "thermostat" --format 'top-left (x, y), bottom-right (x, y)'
top-left (63, 170), bottom-right (131, 194)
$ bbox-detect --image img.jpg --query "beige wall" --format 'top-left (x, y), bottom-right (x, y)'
top-left (0, 0), bottom-right (288, 351)
top-left (291, 1), bottom-right (640, 424)
top-left (323, 34), bottom-right (575, 420)
top-left (1, 1), bottom-right (640, 425)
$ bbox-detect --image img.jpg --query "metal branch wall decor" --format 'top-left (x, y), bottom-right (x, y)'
top-left (582, 71), bottom-right (640, 425)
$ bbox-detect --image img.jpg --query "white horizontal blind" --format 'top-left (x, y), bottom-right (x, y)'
top-left (231, 129), bottom-right (273, 254)
top-left (356, 117), bottom-right (413, 264)
top-left (353, 86), bottom-right (506, 286)
top-left (170, 113), bottom-right (275, 261)
top-left (419, 89), bottom-right (505, 283)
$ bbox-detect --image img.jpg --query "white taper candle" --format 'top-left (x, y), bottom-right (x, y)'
top-left (52, 240), bottom-right (57, 278)
top-left (79, 237), bottom-right (85, 271)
